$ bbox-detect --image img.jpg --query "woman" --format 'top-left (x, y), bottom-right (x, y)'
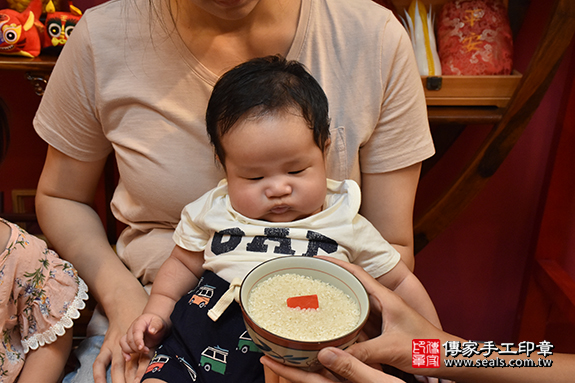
top-left (33, 0), bottom-right (434, 382)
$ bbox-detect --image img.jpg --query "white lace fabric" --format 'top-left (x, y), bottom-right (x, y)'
top-left (21, 278), bottom-right (90, 354)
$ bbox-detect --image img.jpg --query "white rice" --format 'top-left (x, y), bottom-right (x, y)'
top-left (247, 273), bottom-right (360, 341)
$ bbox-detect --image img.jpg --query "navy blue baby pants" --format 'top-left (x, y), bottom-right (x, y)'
top-left (141, 271), bottom-right (264, 382)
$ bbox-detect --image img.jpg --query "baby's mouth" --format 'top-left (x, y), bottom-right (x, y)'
top-left (270, 205), bottom-right (290, 215)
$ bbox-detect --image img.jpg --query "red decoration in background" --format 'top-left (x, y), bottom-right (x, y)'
top-left (42, 0), bottom-right (82, 50)
top-left (0, 0), bottom-right (42, 57)
top-left (438, 0), bottom-right (513, 75)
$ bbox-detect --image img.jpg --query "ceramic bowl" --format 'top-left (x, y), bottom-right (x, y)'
top-left (239, 256), bottom-right (370, 371)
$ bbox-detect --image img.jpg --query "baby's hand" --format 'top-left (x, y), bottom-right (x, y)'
top-left (120, 313), bottom-right (168, 361)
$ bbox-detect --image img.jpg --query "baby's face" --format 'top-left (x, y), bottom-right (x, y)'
top-left (221, 110), bottom-right (327, 222)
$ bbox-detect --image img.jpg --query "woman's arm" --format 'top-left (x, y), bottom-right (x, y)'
top-left (36, 146), bottom-right (150, 383)
top-left (17, 330), bottom-right (73, 383)
top-left (376, 261), bottom-right (441, 329)
top-left (360, 163), bottom-right (422, 272)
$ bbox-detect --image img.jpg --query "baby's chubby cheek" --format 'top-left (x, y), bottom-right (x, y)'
top-left (228, 193), bottom-right (263, 219)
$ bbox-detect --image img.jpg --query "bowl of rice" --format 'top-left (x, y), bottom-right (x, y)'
top-left (239, 256), bottom-right (370, 371)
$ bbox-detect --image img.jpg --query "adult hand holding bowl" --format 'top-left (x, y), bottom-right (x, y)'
top-left (239, 256), bottom-right (370, 371)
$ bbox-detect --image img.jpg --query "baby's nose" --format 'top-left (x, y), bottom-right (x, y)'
top-left (265, 182), bottom-right (292, 198)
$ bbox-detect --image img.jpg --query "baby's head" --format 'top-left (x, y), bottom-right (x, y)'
top-left (206, 55), bottom-right (331, 222)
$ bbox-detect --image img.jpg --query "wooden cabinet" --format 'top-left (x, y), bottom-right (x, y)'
top-left (0, 55), bottom-right (57, 96)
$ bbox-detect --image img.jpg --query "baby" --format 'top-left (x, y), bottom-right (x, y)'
top-left (121, 55), bottom-right (441, 383)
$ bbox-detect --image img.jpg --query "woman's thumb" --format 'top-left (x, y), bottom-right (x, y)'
top-left (345, 338), bottom-right (383, 365)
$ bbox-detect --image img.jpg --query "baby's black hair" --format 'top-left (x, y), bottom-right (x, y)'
top-left (206, 55), bottom-right (330, 165)
top-left (0, 98), bottom-right (9, 164)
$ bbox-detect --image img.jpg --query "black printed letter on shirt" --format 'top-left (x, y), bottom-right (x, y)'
top-left (246, 227), bottom-right (296, 255)
top-left (211, 227), bottom-right (245, 255)
top-left (302, 230), bottom-right (338, 256)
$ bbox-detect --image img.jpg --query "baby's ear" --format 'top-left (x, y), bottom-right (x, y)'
top-left (324, 138), bottom-right (331, 153)
top-left (215, 154), bottom-right (225, 169)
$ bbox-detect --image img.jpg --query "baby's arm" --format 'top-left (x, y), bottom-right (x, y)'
top-left (377, 260), bottom-right (442, 329)
top-left (17, 330), bottom-right (72, 383)
top-left (121, 245), bottom-right (204, 357)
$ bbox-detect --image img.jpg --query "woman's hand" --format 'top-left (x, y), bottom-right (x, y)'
top-left (261, 257), bottom-right (450, 383)
top-left (261, 348), bottom-right (404, 383)
top-left (92, 295), bottom-right (153, 383)
top-left (323, 257), bottom-right (444, 375)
